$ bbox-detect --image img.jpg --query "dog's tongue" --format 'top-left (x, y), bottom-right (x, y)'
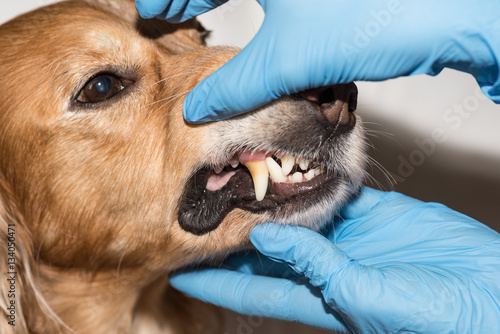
top-left (206, 151), bottom-right (270, 201)
top-left (206, 170), bottom-right (238, 192)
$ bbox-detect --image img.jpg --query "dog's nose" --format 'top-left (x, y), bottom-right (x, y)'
top-left (298, 83), bottom-right (358, 132)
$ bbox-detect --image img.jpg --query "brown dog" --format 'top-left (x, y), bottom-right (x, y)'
top-left (0, 0), bottom-right (366, 333)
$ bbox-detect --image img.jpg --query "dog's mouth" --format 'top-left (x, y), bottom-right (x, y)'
top-left (207, 150), bottom-right (326, 201)
top-left (178, 83), bottom-right (363, 236)
top-left (178, 149), bottom-right (340, 235)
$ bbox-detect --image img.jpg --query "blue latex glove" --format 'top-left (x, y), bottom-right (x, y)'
top-left (170, 188), bottom-right (500, 333)
top-left (136, 0), bottom-right (500, 122)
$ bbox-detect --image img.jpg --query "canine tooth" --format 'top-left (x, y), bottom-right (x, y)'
top-left (281, 155), bottom-right (295, 175)
top-left (292, 172), bottom-right (303, 183)
top-left (230, 161), bottom-right (239, 168)
top-left (265, 157), bottom-right (287, 183)
top-left (214, 165), bottom-right (224, 174)
top-left (305, 170), bottom-right (315, 180)
top-left (299, 159), bottom-right (309, 170)
top-left (244, 160), bottom-right (269, 201)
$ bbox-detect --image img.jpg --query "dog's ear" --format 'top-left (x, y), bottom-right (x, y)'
top-left (83, 0), bottom-right (208, 53)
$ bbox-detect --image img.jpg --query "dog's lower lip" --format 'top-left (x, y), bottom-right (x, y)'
top-left (271, 177), bottom-right (326, 196)
top-left (235, 168), bottom-right (329, 201)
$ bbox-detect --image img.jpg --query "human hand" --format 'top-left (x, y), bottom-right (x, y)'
top-left (135, 0), bottom-right (228, 22)
top-left (135, 0), bottom-right (500, 122)
top-left (170, 188), bottom-right (500, 333)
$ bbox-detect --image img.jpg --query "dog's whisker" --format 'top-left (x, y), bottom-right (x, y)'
top-left (364, 172), bottom-right (387, 190)
top-left (360, 121), bottom-right (384, 126)
top-left (144, 90), bottom-right (192, 107)
top-left (365, 129), bottom-right (396, 139)
top-left (153, 90), bottom-right (198, 113)
top-left (179, 65), bottom-right (220, 71)
top-left (367, 156), bottom-right (396, 187)
top-left (215, 251), bottom-right (232, 270)
top-left (145, 71), bottom-right (208, 89)
top-left (154, 97), bottom-right (183, 113)
top-left (364, 139), bottom-right (377, 151)
top-left (365, 129), bottom-right (394, 138)
top-left (364, 128), bottom-right (401, 147)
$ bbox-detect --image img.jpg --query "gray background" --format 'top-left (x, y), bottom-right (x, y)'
top-left (2, 1), bottom-right (500, 333)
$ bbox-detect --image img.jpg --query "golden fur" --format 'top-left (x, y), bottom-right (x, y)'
top-left (0, 1), bottom-right (366, 333)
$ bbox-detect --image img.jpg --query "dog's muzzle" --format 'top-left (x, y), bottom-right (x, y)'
top-left (178, 83), bottom-right (361, 235)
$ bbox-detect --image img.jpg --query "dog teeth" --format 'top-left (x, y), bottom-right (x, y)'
top-left (244, 160), bottom-right (269, 201)
top-left (265, 157), bottom-right (287, 183)
top-left (292, 172), bottom-right (303, 183)
top-left (299, 158), bottom-right (309, 171)
top-left (281, 155), bottom-right (295, 175)
top-left (304, 169), bottom-right (316, 180)
top-left (219, 153), bottom-right (325, 201)
top-left (213, 165), bottom-right (224, 174)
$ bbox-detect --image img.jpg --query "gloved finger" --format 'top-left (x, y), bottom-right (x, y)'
top-left (337, 187), bottom-right (384, 219)
top-left (156, 0), bottom-right (230, 23)
top-left (169, 267), bottom-right (349, 332)
top-left (183, 35), bottom-right (277, 123)
top-left (339, 187), bottom-right (423, 220)
top-left (135, 0), bottom-right (227, 21)
top-left (223, 250), bottom-right (303, 280)
top-left (135, 0), bottom-right (172, 19)
top-left (250, 223), bottom-right (467, 332)
top-left (250, 224), bottom-right (358, 289)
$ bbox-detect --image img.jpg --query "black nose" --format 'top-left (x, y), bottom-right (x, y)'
top-left (298, 83), bottom-right (358, 132)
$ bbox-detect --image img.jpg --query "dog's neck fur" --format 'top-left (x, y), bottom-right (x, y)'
top-left (34, 264), bottom-right (140, 333)
top-left (17, 257), bottom-right (221, 334)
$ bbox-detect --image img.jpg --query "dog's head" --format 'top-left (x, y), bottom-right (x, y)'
top-left (0, 0), bottom-right (365, 275)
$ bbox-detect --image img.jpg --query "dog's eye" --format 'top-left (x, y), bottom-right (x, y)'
top-left (77, 74), bottom-right (125, 103)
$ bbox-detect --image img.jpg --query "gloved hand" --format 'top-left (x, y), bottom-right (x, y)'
top-left (170, 188), bottom-right (500, 333)
top-left (135, 0), bottom-right (500, 122)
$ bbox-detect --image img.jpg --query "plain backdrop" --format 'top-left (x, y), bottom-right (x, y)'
top-left (2, 1), bottom-right (500, 334)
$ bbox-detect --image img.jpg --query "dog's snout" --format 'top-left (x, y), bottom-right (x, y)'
top-left (298, 83), bottom-right (358, 134)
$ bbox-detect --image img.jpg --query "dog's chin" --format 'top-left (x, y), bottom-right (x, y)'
top-left (178, 132), bottom-right (365, 235)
